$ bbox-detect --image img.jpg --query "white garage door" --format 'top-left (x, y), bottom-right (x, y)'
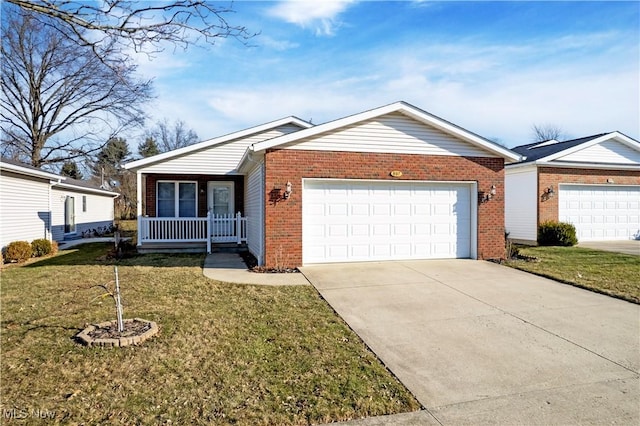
top-left (303, 180), bottom-right (474, 264)
top-left (559, 185), bottom-right (640, 241)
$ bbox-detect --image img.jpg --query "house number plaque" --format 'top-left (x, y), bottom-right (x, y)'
top-left (390, 170), bottom-right (403, 177)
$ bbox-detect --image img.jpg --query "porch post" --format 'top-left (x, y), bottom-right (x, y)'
top-left (206, 211), bottom-right (212, 254)
top-left (136, 171), bottom-right (142, 247)
top-left (236, 211), bottom-right (242, 244)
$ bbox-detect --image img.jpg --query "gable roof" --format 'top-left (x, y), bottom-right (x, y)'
top-left (124, 116), bottom-right (313, 171)
top-left (0, 158), bottom-right (118, 197)
top-left (508, 131), bottom-right (640, 168)
top-left (243, 101), bottom-right (521, 162)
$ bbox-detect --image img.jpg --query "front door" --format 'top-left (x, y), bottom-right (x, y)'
top-left (207, 182), bottom-right (234, 216)
top-left (64, 196), bottom-right (76, 234)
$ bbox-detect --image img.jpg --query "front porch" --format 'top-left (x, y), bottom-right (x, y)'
top-left (137, 213), bottom-right (247, 254)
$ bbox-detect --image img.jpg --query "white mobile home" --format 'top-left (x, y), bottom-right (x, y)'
top-left (0, 159), bottom-right (118, 251)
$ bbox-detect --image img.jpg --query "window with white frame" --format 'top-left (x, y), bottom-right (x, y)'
top-left (157, 181), bottom-right (197, 217)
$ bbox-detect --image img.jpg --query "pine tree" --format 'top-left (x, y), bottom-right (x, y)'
top-left (60, 161), bottom-right (83, 180)
top-left (138, 137), bottom-right (160, 158)
top-left (92, 137), bottom-right (135, 219)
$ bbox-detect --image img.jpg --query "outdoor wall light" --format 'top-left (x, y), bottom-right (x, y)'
top-left (545, 186), bottom-right (555, 197)
top-left (541, 185), bottom-right (555, 202)
top-left (481, 185), bottom-right (497, 203)
top-left (283, 181), bottom-right (292, 199)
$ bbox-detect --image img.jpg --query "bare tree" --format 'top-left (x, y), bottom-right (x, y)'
top-left (5, 0), bottom-right (253, 58)
top-left (1, 8), bottom-right (153, 167)
top-left (147, 119), bottom-right (199, 153)
top-left (531, 123), bottom-right (567, 142)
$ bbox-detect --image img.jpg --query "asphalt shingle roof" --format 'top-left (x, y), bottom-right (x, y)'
top-left (511, 133), bottom-right (608, 163)
top-left (0, 157), bottom-right (115, 194)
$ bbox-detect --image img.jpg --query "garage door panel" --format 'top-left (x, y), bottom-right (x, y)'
top-left (559, 185), bottom-right (640, 242)
top-left (328, 224), bottom-right (348, 237)
top-left (303, 180), bottom-right (473, 263)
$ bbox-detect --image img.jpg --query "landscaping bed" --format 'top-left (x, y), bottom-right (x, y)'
top-left (1, 243), bottom-right (420, 424)
top-left (505, 245), bottom-right (640, 304)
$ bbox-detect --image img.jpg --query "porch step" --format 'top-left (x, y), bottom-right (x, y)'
top-left (136, 242), bottom-right (246, 254)
top-left (210, 243), bottom-right (248, 254)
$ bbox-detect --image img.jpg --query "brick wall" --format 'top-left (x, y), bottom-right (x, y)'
top-left (538, 167), bottom-right (640, 224)
top-left (264, 149), bottom-right (506, 268)
top-left (143, 174), bottom-right (244, 217)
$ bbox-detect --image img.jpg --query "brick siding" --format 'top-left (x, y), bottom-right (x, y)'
top-left (264, 149), bottom-right (506, 268)
top-left (538, 167), bottom-right (640, 224)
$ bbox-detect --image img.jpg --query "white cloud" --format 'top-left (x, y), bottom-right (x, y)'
top-left (137, 22), bottom-right (638, 149)
top-left (257, 35), bottom-right (300, 51)
top-left (267, 0), bottom-right (355, 36)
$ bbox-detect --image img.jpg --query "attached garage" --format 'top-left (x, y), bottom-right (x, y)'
top-left (238, 101), bottom-right (520, 268)
top-left (303, 179), bottom-right (476, 264)
top-left (559, 184), bottom-right (640, 241)
top-left (506, 131), bottom-right (640, 245)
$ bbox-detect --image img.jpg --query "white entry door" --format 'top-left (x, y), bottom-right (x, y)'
top-left (207, 182), bottom-right (234, 216)
top-left (64, 196), bottom-right (76, 234)
top-left (302, 179), bottom-right (474, 264)
top-left (559, 184), bottom-right (640, 241)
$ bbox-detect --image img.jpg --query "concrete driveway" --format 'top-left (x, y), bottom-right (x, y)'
top-left (300, 260), bottom-right (640, 425)
top-left (578, 240), bottom-right (640, 256)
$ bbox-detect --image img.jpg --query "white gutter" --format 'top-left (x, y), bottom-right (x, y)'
top-left (53, 181), bottom-right (119, 197)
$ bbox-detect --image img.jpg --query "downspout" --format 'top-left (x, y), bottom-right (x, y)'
top-left (240, 146), bottom-right (266, 266)
top-left (136, 170), bottom-right (143, 247)
top-left (48, 177), bottom-right (63, 242)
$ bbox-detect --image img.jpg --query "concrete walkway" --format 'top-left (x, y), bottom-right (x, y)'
top-left (578, 240), bottom-right (640, 256)
top-left (203, 253), bottom-right (310, 285)
top-left (301, 259), bottom-right (640, 425)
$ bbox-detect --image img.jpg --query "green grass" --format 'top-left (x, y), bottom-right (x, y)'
top-left (1, 244), bottom-right (420, 425)
top-left (505, 246), bottom-right (640, 304)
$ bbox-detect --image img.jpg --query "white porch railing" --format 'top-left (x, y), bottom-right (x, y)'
top-left (138, 212), bottom-right (247, 253)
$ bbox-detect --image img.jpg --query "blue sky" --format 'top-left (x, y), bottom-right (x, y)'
top-left (134, 1), bottom-right (639, 147)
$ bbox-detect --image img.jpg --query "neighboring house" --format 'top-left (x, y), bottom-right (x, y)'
top-left (0, 158), bottom-right (118, 251)
top-left (125, 101), bottom-right (521, 268)
top-left (505, 132), bottom-right (640, 244)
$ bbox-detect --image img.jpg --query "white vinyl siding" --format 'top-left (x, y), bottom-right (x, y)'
top-left (505, 167), bottom-right (538, 242)
top-left (284, 113), bottom-right (496, 158)
top-left (140, 125), bottom-right (302, 174)
top-left (0, 171), bottom-right (51, 250)
top-left (245, 162), bottom-right (265, 265)
top-left (559, 184), bottom-right (640, 241)
top-left (557, 140), bottom-right (640, 164)
top-left (50, 188), bottom-right (115, 241)
top-left (302, 179), bottom-right (475, 264)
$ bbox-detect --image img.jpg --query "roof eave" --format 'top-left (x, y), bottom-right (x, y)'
top-left (534, 160), bottom-right (640, 171)
top-left (250, 101), bottom-right (522, 161)
top-left (0, 161), bottom-right (62, 180)
top-left (54, 181), bottom-right (119, 197)
top-left (124, 116), bottom-right (313, 171)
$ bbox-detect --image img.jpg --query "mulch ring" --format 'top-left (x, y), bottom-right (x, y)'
top-left (76, 318), bottom-right (158, 347)
top-left (87, 319), bottom-right (152, 339)
top-left (240, 250), bottom-right (300, 273)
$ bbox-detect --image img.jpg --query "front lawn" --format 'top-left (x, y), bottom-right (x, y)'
top-left (1, 244), bottom-right (420, 424)
top-left (505, 246), bottom-right (640, 304)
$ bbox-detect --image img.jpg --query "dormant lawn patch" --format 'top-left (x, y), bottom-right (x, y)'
top-left (506, 245), bottom-right (640, 304)
top-left (1, 243), bottom-right (420, 424)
